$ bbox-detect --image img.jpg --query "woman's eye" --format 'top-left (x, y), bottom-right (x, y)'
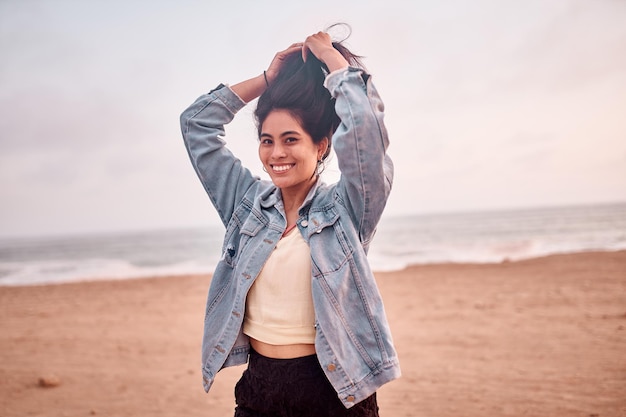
top-left (285, 137), bottom-right (297, 143)
top-left (260, 138), bottom-right (273, 145)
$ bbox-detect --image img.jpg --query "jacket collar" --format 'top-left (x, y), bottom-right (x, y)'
top-left (258, 178), bottom-right (324, 214)
top-left (299, 178), bottom-right (324, 215)
top-left (258, 182), bottom-right (281, 209)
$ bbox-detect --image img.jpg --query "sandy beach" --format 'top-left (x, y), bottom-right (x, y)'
top-left (1, 250), bottom-right (625, 417)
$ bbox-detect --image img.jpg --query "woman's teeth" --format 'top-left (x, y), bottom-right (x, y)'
top-left (272, 164), bottom-right (293, 172)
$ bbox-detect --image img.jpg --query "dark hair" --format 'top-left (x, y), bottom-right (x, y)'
top-left (254, 25), bottom-right (364, 165)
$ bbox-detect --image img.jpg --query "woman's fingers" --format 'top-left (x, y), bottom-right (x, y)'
top-left (266, 43), bottom-right (303, 83)
top-left (302, 32), bottom-right (332, 62)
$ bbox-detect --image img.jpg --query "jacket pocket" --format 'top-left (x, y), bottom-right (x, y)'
top-left (221, 205), bottom-right (267, 268)
top-left (309, 218), bottom-right (354, 276)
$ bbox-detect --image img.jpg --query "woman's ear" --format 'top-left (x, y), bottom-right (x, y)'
top-left (318, 137), bottom-right (329, 160)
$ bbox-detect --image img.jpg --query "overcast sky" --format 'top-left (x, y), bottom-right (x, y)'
top-left (1, 0), bottom-right (625, 238)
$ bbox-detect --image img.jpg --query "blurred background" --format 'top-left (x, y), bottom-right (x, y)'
top-left (1, 0), bottom-right (625, 284)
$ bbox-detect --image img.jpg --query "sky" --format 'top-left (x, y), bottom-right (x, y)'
top-left (1, 0), bottom-right (625, 238)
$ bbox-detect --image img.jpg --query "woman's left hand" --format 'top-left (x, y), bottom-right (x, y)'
top-left (302, 32), bottom-right (349, 72)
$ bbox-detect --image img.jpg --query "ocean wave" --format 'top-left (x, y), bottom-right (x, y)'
top-left (0, 258), bottom-right (216, 286)
top-left (1, 203), bottom-right (625, 286)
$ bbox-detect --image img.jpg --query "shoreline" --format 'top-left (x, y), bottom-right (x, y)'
top-left (1, 250), bottom-right (625, 416)
top-left (2, 248), bottom-right (625, 288)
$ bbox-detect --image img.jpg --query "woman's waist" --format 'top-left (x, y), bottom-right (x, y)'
top-left (249, 338), bottom-right (316, 359)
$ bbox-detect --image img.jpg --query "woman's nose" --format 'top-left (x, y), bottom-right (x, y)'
top-left (271, 143), bottom-right (287, 158)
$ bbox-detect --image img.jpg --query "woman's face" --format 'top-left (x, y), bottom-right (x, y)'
top-left (259, 109), bottom-right (327, 195)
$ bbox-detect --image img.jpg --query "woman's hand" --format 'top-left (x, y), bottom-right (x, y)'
top-left (265, 43), bottom-right (302, 85)
top-left (231, 43), bottom-right (301, 103)
top-left (302, 32), bottom-right (349, 73)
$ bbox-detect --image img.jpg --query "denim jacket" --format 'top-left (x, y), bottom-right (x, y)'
top-left (180, 67), bottom-right (400, 408)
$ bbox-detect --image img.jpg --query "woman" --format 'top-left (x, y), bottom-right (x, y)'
top-left (180, 29), bottom-right (400, 416)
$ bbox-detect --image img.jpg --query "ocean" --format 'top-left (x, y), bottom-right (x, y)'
top-left (1, 202), bottom-right (624, 286)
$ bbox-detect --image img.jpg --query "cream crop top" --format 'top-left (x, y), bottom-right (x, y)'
top-left (243, 228), bottom-right (316, 345)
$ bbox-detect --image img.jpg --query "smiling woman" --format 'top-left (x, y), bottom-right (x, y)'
top-left (180, 27), bottom-right (399, 416)
top-left (258, 109), bottom-right (328, 200)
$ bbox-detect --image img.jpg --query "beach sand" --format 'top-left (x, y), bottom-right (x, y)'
top-left (1, 251), bottom-right (625, 417)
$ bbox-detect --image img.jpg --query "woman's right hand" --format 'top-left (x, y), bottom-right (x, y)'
top-left (231, 43), bottom-right (301, 103)
top-left (264, 43), bottom-right (302, 85)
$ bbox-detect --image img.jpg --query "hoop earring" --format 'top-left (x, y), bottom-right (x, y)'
top-left (262, 166), bottom-right (267, 173)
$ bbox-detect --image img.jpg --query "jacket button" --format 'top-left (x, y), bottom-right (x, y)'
top-left (327, 363), bottom-right (336, 372)
top-left (346, 395), bottom-right (355, 403)
top-left (301, 220), bottom-right (308, 227)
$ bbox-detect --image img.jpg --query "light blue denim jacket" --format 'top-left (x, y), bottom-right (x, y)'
top-left (180, 67), bottom-right (400, 408)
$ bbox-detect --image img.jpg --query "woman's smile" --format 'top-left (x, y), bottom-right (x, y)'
top-left (271, 163), bottom-right (295, 173)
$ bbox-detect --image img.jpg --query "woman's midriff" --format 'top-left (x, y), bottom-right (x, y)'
top-left (250, 338), bottom-right (316, 359)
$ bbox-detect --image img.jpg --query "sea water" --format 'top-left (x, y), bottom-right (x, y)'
top-left (1, 202), bottom-right (624, 286)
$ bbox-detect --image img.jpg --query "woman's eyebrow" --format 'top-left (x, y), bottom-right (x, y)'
top-left (279, 130), bottom-right (302, 137)
top-left (260, 130), bottom-right (301, 138)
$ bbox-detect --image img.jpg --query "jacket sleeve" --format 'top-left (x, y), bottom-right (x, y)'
top-left (324, 67), bottom-right (394, 246)
top-left (180, 84), bottom-right (258, 227)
